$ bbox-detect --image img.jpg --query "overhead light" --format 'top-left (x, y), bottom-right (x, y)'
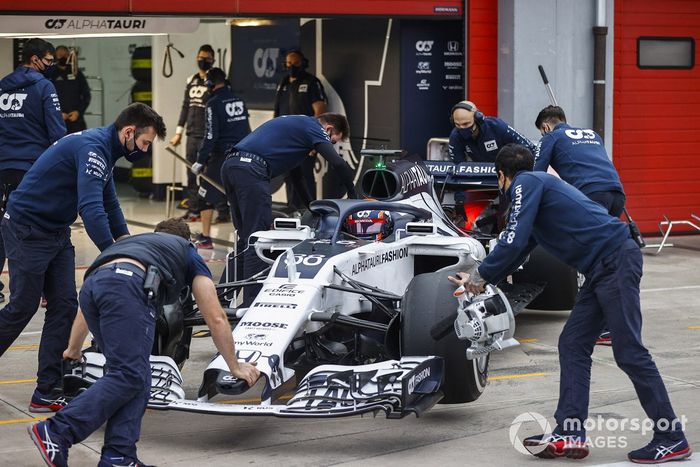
top-left (229, 18), bottom-right (274, 27)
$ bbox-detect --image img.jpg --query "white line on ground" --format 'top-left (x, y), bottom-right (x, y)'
top-left (640, 285), bottom-right (700, 293)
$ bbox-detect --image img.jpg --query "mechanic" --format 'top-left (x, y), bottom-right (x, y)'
top-left (0, 103), bottom-right (165, 414)
top-left (27, 218), bottom-right (260, 467)
top-left (190, 67), bottom-right (251, 249)
top-left (274, 49), bottom-right (328, 212)
top-left (222, 113), bottom-right (357, 305)
top-left (52, 45), bottom-right (91, 134)
top-left (0, 38), bottom-right (66, 304)
top-left (535, 105), bottom-right (626, 346)
top-left (448, 100), bottom-right (535, 223)
top-left (170, 44), bottom-right (215, 222)
top-left (449, 143), bottom-right (690, 463)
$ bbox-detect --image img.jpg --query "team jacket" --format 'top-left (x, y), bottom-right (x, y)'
top-left (234, 115), bottom-right (356, 197)
top-left (273, 71), bottom-right (327, 117)
top-left (176, 73), bottom-right (209, 138)
top-left (52, 69), bottom-right (91, 115)
top-left (534, 122), bottom-right (624, 196)
top-left (478, 171), bottom-right (629, 284)
top-left (7, 125), bottom-right (130, 251)
top-left (196, 86), bottom-right (251, 165)
top-left (0, 67), bottom-right (66, 171)
top-left (448, 116), bottom-right (535, 163)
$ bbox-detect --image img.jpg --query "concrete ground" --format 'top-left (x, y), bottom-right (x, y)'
top-left (1, 186), bottom-right (699, 466)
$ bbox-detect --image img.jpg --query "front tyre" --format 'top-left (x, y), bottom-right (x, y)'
top-left (401, 267), bottom-right (489, 403)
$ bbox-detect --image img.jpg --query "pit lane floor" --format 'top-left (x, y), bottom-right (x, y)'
top-left (1, 187), bottom-right (699, 466)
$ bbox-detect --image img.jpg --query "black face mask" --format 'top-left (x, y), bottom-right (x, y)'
top-left (288, 65), bottom-right (302, 78)
top-left (58, 58), bottom-right (68, 66)
top-left (123, 132), bottom-right (150, 163)
top-left (197, 59), bottom-right (213, 71)
top-left (457, 125), bottom-right (478, 141)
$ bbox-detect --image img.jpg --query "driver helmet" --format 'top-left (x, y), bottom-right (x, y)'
top-left (343, 210), bottom-right (394, 241)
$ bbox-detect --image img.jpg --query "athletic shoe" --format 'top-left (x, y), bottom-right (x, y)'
top-left (628, 437), bottom-right (692, 464)
top-left (523, 433), bottom-right (590, 459)
top-left (596, 331), bottom-right (612, 346)
top-left (29, 388), bottom-right (69, 413)
top-left (98, 455), bottom-right (157, 467)
top-left (180, 212), bottom-right (201, 222)
top-left (27, 421), bottom-right (69, 467)
top-left (194, 234), bottom-right (213, 250)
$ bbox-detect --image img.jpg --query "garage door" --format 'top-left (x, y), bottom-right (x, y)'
top-left (614, 0), bottom-right (700, 233)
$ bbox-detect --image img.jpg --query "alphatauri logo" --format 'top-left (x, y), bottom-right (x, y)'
top-left (225, 101), bottom-right (244, 117)
top-left (0, 93), bottom-right (28, 111)
top-left (253, 48), bottom-right (279, 78)
top-left (44, 19), bottom-right (67, 29)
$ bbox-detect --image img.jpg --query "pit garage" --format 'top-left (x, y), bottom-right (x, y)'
top-left (0, 0), bottom-right (699, 465)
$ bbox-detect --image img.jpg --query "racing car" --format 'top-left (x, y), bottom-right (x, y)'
top-left (66, 155), bottom-right (555, 419)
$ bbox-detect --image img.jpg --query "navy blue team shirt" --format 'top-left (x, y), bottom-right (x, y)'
top-left (478, 171), bottom-right (629, 285)
top-left (449, 116), bottom-right (535, 163)
top-left (234, 115), bottom-right (336, 178)
top-left (0, 67), bottom-right (66, 171)
top-left (534, 122), bottom-right (623, 196)
top-left (7, 124), bottom-right (129, 251)
top-left (196, 86), bottom-right (251, 165)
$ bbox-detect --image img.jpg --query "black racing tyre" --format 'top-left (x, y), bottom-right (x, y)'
top-left (401, 267), bottom-right (489, 404)
top-left (512, 246), bottom-right (578, 310)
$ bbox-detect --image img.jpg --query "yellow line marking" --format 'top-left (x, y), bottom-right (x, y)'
top-left (689, 326), bottom-right (700, 330)
top-left (7, 344), bottom-right (39, 350)
top-left (0, 378), bottom-right (36, 385)
top-left (0, 416), bottom-right (48, 426)
top-left (488, 372), bottom-right (546, 381)
top-left (518, 338), bottom-right (539, 344)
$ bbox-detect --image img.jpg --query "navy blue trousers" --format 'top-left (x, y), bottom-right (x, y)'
top-left (0, 217), bottom-right (77, 394)
top-left (48, 265), bottom-right (155, 460)
top-left (221, 157), bottom-right (271, 306)
top-left (554, 239), bottom-right (682, 440)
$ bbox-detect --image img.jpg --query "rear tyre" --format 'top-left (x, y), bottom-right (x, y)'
top-left (512, 246), bottom-right (578, 310)
top-left (401, 267), bottom-right (489, 403)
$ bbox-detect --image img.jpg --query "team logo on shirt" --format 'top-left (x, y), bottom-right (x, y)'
top-left (225, 101), bottom-right (245, 117)
top-left (298, 84), bottom-right (308, 92)
top-left (189, 86), bottom-right (207, 99)
top-left (484, 140), bottom-right (498, 151)
top-left (0, 93), bottom-right (28, 111)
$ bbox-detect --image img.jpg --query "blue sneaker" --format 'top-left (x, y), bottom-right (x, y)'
top-left (27, 421), bottom-right (69, 467)
top-left (98, 455), bottom-right (157, 467)
top-left (628, 437), bottom-right (692, 464)
top-left (29, 388), bottom-right (69, 413)
top-left (523, 432), bottom-right (590, 459)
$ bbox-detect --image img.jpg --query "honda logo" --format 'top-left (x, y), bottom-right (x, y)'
top-left (447, 41), bottom-right (460, 52)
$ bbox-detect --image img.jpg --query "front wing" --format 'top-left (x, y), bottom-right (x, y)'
top-left (66, 353), bottom-right (444, 419)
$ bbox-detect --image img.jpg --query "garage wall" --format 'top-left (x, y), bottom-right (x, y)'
top-left (613, 0), bottom-right (700, 232)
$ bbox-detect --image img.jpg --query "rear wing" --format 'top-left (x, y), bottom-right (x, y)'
top-left (423, 161), bottom-right (498, 187)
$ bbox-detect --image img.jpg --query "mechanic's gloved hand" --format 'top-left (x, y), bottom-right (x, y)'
top-left (190, 162), bottom-right (204, 175)
top-left (448, 270), bottom-right (486, 295)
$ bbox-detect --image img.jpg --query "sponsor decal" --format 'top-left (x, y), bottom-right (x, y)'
top-left (416, 61), bottom-right (431, 74)
top-left (298, 84), bottom-right (308, 92)
top-left (504, 184), bottom-right (523, 244)
top-left (263, 284), bottom-right (305, 297)
top-left (444, 61), bottom-right (462, 69)
top-left (415, 41), bottom-right (434, 53)
top-left (351, 246), bottom-right (408, 275)
top-left (417, 79), bottom-right (430, 91)
top-left (188, 85), bottom-right (207, 99)
top-left (434, 6), bottom-right (460, 13)
top-left (44, 18), bottom-right (147, 30)
top-left (445, 74), bottom-right (461, 80)
top-left (447, 41), bottom-right (460, 52)
top-left (399, 164), bottom-right (431, 194)
top-left (252, 302), bottom-right (298, 309)
top-left (85, 151), bottom-right (107, 179)
top-left (253, 48), bottom-right (279, 78)
top-left (236, 350), bottom-right (261, 363)
top-left (240, 321), bottom-right (289, 329)
top-left (565, 128), bottom-right (596, 140)
top-left (407, 367), bottom-right (431, 394)
top-left (245, 333), bottom-right (267, 340)
top-left (239, 341), bottom-right (273, 347)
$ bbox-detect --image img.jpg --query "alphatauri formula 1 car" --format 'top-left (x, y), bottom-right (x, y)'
top-left (66, 156), bottom-right (551, 419)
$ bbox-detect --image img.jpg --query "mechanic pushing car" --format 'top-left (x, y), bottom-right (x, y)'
top-left (27, 218), bottom-right (260, 467)
top-left (221, 113), bottom-right (357, 306)
top-left (170, 44), bottom-right (215, 221)
top-left (448, 100), bottom-right (535, 222)
top-left (0, 38), bottom-right (67, 304)
top-left (535, 105), bottom-right (628, 346)
top-left (190, 67), bottom-right (251, 249)
top-left (0, 103), bottom-right (164, 414)
top-left (449, 143), bottom-right (691, 464)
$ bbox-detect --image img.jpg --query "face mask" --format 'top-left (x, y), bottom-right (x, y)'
top-left (197, 59), bottom-right (213, 71)
top-left (457, 126), bottom-right (476, 140)
top-left (58, 58), bottom-right (68, 66)
top-left (288, 65), bottom-right (302, 78)
top-left (123, 132), bottom-right (150, 163)
top-left (40, 62), bottom-right (57, 78)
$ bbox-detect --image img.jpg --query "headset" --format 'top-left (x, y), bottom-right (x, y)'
top-left (284, 48), bottom-right (309, 70)
top-left (449, 101), bottom-right (484, 125)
